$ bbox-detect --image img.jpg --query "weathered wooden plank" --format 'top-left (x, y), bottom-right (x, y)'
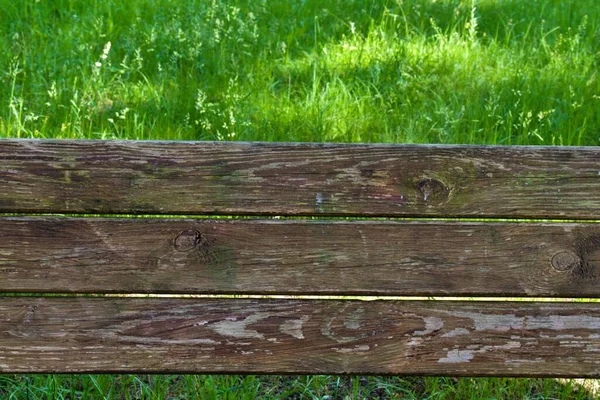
top-left (1, 297), bottom-right (600, 376)
top-left (1, 140), bottom-right (599, 218)
top-left (1, 217), bottom-right (599, 296)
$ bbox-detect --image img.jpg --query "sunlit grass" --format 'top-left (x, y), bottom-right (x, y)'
top-left (1, 0), bottom-right (597, 144)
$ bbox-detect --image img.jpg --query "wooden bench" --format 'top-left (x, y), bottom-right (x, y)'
top-left (1, 139), bottom-right (600, 376)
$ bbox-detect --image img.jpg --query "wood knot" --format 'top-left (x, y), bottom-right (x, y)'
top-left (174, 230), bottom-right (202, 252)
top-left (417, 178), bottom-right (449, 202)
top-left (551, 250), bottom-right (580, 271)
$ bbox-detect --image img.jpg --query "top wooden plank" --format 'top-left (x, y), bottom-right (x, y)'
top-left (1, 140), bottom-right (599, 218)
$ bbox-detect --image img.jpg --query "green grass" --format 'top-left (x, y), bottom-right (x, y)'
top-left (1, 0), bottom-right (598, 144)
top-left (1, 0), bottom-right (599, 398)
top-left (0, 375), bottom-right (597, 400)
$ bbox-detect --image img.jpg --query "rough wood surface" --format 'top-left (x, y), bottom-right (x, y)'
top-left (1, 217), bottom-right (599, 296)
top-left (1, 140), bottom-right (599, 218)
top-left (1, 297), bottom-right (600, 376)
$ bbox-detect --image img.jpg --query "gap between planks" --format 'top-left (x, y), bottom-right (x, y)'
top-left (0, 293), bottom-right (599, 303)
top-left (2, 213), bottom-right (600, 223)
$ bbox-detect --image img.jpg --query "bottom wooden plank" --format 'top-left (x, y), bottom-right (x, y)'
top-left (1, 298), bottom-right (600, 376)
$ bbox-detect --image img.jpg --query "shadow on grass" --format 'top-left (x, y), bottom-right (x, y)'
top-left (239, 0), bottom-right (598, 144)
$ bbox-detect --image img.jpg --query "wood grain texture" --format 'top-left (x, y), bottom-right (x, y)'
top-left (2, 297), bottom-right (600, 376)
top-left (2, 217), bottom-right (600, 296)
top-left (1, 140), bottom-right (600, 218)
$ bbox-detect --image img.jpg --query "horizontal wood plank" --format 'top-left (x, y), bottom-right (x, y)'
top-left (1, 297), bottom-right (600, 376)
top-left (2, 217), bottom-right (599, 296)
top-left (1, 140), bottom-right (600, 218)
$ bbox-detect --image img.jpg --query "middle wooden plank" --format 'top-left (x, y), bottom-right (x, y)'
top-left (1, 217), bottom-right (599, 296)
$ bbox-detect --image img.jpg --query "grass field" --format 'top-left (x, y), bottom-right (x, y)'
top-left (1, 0), bottom-right (599, 398)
